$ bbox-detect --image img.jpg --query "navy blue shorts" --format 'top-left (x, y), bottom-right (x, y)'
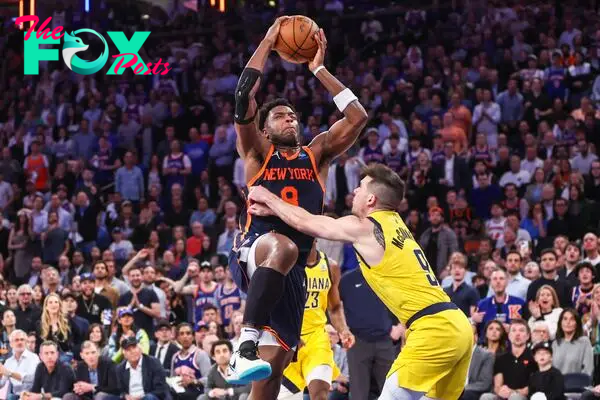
top-left (229, 232), bottom-right (307, 350)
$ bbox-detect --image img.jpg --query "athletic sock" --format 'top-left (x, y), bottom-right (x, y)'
top-left (242, 266), bottom-right (286, 333)
top-left (239, 327), bottom-right (260, 345)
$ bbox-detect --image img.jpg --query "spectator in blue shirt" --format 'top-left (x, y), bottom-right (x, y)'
top-left (472, 268), bottom-right (526, 340)
top-left (185, 127), bottom-right (210, 176)
top-left (115, 151), bottom-right (145, 204)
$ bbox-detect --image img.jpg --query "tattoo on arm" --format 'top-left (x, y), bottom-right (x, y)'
top-left (373, 224), bottom-right (385, 249)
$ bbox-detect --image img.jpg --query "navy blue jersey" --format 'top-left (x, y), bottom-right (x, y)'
top-left (240, 145), bottom-right (325, 266)
top-left (173, 347), bottom-right (203, 379)
top-left (217, 284), bottom-right (243, 328)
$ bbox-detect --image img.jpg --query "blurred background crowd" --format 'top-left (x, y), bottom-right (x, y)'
top-left (3, 0), bottom-right (600, 399)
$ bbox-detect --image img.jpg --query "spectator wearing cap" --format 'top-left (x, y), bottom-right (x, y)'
top-left (117, 266), bottom-right (160, 336)
top-left (27, 340), bottom-right (75, 400)
top-left (0, 329), bottom-right (40, 399)
top-left (528, 341), bottom-right (565, 400)
top-left (115, 150), bottom-right (145, 206)
top-left (108, 308), bottom-right (151, 363)
top-left (167, 260), bottom-right (219, 324)
top-left (116, 337), bottom-right (169, 400)
top-left (150, 320), bottom-right (179, 375)
top-left (77, 272), bottom-right (113, 326)
top-left (63, 340), bottom-right (120, 400)
top-left (572, 262), bottom-right (595, 316)
top-left (170, 323), bottom-right (211, 399)
top-left (480, 319), bottom-right (537, 400)
top-left (552, 308), bottom-right (594, 376)
top-left (419, 207), bottom-right (459, 278)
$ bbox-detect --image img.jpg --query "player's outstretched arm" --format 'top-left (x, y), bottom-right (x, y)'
top-left (308, 30), bottom-right (368, 164)
top-left (235, 16), bottom-right (289, 159)
top-left (248, 186), bottom-right (369, 243)
top-left (327, 258), bottom-right (355, 348)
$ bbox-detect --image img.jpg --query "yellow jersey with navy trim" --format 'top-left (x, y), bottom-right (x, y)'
top-left (302, 251), bottom-right (331, 335)
top-left (354, 210), bottom-right (450, 325)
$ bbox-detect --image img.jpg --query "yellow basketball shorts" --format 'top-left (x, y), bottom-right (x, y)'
top-left (282, 327), bottom-right (341, 393)
top-left (389, 308), bottom-right (473, 400)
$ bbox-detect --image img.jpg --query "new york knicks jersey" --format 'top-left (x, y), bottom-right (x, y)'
top-left (240, 145), bottom-right (325, 265)
top-left (355, 210), bottom-right (450, 325)
top-left (302, 251), bottom-right (331, 335)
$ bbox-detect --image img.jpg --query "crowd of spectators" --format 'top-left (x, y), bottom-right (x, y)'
top-left (4, 0), bottom-right (600, 399)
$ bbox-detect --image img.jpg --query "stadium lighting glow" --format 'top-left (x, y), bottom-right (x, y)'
top-left (29, 0), bottom-right (35, 27)
top-left (268, 0), bottom-right (275, 6)
top-left (219, 0), bottom-right (224, 12)
top-left (210, 0), bottom-right (215, 5)
top-left (85, 0), bottom-right (89, 12)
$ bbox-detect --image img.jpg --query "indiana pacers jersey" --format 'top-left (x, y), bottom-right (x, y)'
top-left (240, 145), bottom-right (325, 266)
top-left (355, 210), bottom-right (450, 325)
top-left (302, 251), bottom-right (331, 335)
top-left (357, 211), bottom-right (473, 400)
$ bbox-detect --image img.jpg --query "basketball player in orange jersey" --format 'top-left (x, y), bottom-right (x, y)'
top-left (226, 16), bottom-right (368, 400)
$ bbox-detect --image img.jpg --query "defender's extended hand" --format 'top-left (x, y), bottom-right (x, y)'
top-left (248, 186), bottom-right (275, 204)
top-left (248, 203), bottom-right (275, 217)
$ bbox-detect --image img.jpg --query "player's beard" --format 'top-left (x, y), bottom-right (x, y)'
top-left (269, 128), bottom-right (299, 148)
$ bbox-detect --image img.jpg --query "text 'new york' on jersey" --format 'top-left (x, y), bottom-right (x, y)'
top-left (239, 145), bottom-right (325, 265)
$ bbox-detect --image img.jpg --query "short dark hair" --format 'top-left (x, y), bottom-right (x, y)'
top-left (361, 164), bottom-right (405, 210)
top-left (210, 339), bottom-right (233, 356)
top-left (540, 248), bottom-right (557, 260)
top-left (506, 250), bottom-right (522, 261)
top-left (202, 303), bottom-right (218, 313)
top-left (176, 323), bottom-right (193, 334)
top-left (258, 98), bottom-right (296, 131)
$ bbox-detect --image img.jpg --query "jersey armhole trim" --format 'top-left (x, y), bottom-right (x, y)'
top-left (247, 145), bottom-right (275, 187)
top-left (303, 146), bottom-right (326, 192)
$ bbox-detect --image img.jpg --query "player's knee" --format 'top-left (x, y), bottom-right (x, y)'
top-left (255, 233), bottom-right (298, 273)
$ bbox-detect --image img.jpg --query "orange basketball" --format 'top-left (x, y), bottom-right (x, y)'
top-left (274, 15), bottom-right (319, 64)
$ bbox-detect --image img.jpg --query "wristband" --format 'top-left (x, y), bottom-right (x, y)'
top-left (333, 88), bottom-right (358, 112)
top-left (311, 65), bottom-right (325, 76)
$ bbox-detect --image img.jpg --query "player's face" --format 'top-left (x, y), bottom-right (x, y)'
top-left (352, 177), bottom-right (374, 216)
top-left (264, 105), bottom-right (299, 147)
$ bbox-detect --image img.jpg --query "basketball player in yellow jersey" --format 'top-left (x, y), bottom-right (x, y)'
top-left (247, 163), bottom-right (473, 400)
top-left (278, 243), bottom-right (355, 400)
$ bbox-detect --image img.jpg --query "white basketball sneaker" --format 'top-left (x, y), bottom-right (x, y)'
top-left (226, 340), bottom-right (272, 384)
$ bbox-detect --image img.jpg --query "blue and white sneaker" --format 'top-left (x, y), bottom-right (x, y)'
top-left (226, 340), bottom-right (272, 384)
